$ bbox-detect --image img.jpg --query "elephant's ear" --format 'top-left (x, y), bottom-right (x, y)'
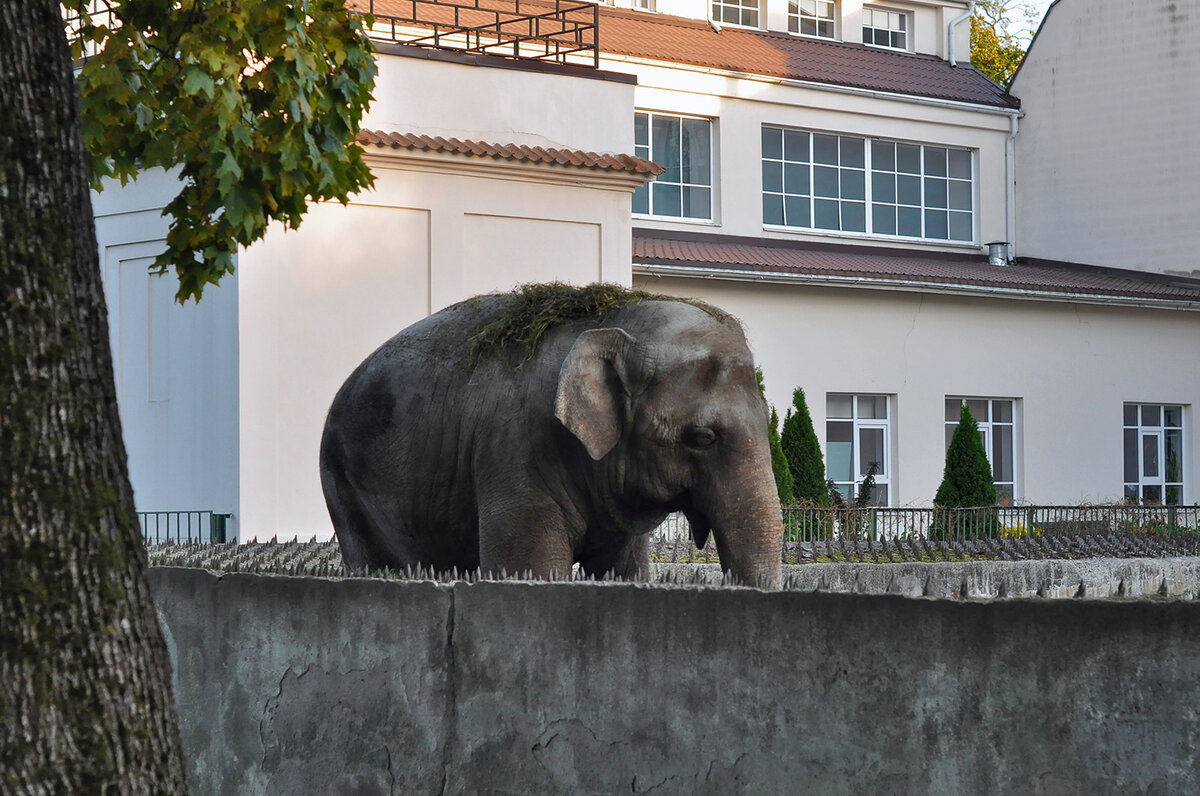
top-left (555, 327), bottom-right (637, 461)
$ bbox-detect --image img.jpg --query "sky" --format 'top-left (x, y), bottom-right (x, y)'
top-left (1013, 0), bottom-right (1056, 44)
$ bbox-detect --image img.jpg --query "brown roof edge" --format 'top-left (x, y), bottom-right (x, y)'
top-left (358, 129), bottom-right (665, 175)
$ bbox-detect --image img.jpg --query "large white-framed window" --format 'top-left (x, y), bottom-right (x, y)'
top-left (789, 0), bottom-right (835, 38)
top-left (761, 125), bottom-right (974, 243)
top-left (712, 0), bottom-right (759, 27)
top-left (862, 6), bottom-right (908, 50)
top-left (826, 394), bottom-right (891, 506)
top-left (946, 397), bottom-right (1017, 505)
top-left (634, 111), bottom-right (713, 221)
top-left (1124, 403), bottom-right (1185, 505)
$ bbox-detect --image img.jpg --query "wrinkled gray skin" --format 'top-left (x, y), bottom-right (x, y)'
top-left (320, 295), bottom-right (783, 587)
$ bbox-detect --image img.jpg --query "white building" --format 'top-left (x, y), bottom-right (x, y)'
top-left (92, 0), bottom-right (1200, 541)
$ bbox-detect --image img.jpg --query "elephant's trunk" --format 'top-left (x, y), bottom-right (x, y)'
top-left (696, 459), bottom-right (783, 589)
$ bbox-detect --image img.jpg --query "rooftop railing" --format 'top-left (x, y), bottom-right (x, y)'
top-left (362, 0), bottom-right (600, 67)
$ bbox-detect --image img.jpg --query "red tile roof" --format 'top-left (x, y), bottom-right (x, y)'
top-left (354, 0), bottom-right (1017, 108)
top-left (357, 129), bottom-right (664, 174)
top-left (633, 228), bottom-right (1200, 304)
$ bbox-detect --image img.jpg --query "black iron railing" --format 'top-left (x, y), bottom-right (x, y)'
top-left (138, 511), bottom-right (234, 544)
top-left (365, 0), bottom-right (599, 67)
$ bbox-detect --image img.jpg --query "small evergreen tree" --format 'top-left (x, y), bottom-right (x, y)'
top-left (781, 388), bottom-right (828, 506)
top-left (756, 369), bottom-right (795, 505)
top-left (934, 404), bottom-right (998, 538)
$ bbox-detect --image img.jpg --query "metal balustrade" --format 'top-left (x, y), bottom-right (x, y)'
top-left (138, 511), bottom-right (233, 545)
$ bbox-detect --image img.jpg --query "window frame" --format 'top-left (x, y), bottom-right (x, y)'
top-left (788, 0), bottom-right (836, 39)
top-left (945, 397), bottom-right (1018, 504)
top-left (634, 111), bottom-right (714, 222)
top-left (711, 0), bottom-right (760, 28)
top-left (861, 5), bottom-right (909, 51)
top-left (826, 393), bottom-right (892, 507)
top-left (1124, 403), bottom-right (1186, 505)
top-left (761, 124), bottom-right (976, 244)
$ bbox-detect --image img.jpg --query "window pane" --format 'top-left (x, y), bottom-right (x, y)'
top-left (1143, 484), bottom-right (1162, 504)
top-left (859, 395), bottom-right (887, 419)
top-left (813, 166), bottom-right (839, 197)
top-left (925, 178), bottom-right (948, 209)
top-left (1166, 429), bottom-right (1183, 482)
top-left (814, 198), bottom-right (840, 229)
top-left (996, 484), bottom-right (1014, 503)
top-left (1165, 405), bottom-right (1183, 427)
top-left (682, 186), bottom-right (711, 218)
top-left (651, 116), bottom-right (681, 182)
top-left (948, 148), bottom-right (971, 179)
top-left (784, 195), bottom-right (810, 227)
top-left (842, 201), bottom-right (866, 232)
top-left (993, 400), bottom-right (1013, 422)
top-left (827, 423), bottom-right (853, 481)
top-left (1143, 433), bottom-right (1160, 479)
top-left (872, 203), bottom-right (896, 235)
top-left (897, 175), bottom-right (920, 205)
top-left (813, 134), bottom-right (839, 164)
top-left (945, 425), bottom-right (955, 451)
top-left (763, 161), bottom-right (783, 192)
top-left (948, 180), bottom-right (972, 210)
top-left (967, 399), bottom-right (989, 421)
top-left (652, 182), bottom-right (682, 217)
top-left (1124, 403), bottom-right (1138, 425)
top-left (1142, 405), bottom-right (1161, 426)
top-left (784, 162), bottom-right (809, 195)
top-left (1166, 485), bottom-right (1182, 505)
top-left (682, 119), bottom-right (711, 183)
top-left (866, 483), bottom-right (887, 507)
top-left (872, 171), bottom-right (895, 202)
top-left (633, 184), bottom-right (649, 215)
top-left (1124, 484), bottom-right (1140, 503)
top-left (762, 126), bottom-right (782, 159)
top-left (841, 170), bottom-right (865, 200)
top-left (635, 113), bottom-right (648, 147)
top-left (949, 211), bottom-right (973, 241)
top-left (925, 209), bottom-right (948, 239)
top-left (827, 393), bottom-right (853, 418)
top-left (925, 147), bottom-right (947, 176)
top-left (840, 137), bottom-right (864, 168)
top-left (897, 206), bottom-right (921, 237)
top-left (859, 427), bottom-right (885, 476)
top-left (817, 19), bottom-right (833, 37)
top-left (1124, 428), bottom-right (1139, 482)
top-left (897, 144), bottom-right (921, 174)
top-left (946, 398), bottom-right (962, 422)
top-left (872, 140), bottom-right (895, 170)
top-left (784, 130), bottom-right (810, 162)
top-left (763, 193), bottom-right (784, 225)
top-left (994, 425), bottom-right (1013, 481)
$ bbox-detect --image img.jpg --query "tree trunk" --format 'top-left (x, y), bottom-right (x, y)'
top-left (0, 2), bottom-right (189, 791)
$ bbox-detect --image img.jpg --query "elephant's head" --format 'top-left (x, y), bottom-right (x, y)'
top-left (555, 304), bottom-right (783, 588)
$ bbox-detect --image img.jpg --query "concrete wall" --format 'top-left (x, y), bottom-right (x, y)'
top-left (1011, 0), bottom-right (1200, 274)
top-left (634, 275), bottom-right (1200, 505)
top-left (151, 567), bottom-right (1200, 795)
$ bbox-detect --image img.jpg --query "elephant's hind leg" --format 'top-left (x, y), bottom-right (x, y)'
top-left (579, 534), bottom-right (650, 582)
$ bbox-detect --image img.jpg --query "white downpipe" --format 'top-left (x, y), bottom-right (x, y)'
top-left (1005, 110), bottom-right (1020, 262)
top-left (948, 1), bottom-right (976, 67)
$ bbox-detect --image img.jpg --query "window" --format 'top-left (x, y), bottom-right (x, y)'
top-left (946, 398), bottom-right (1016, 504)
top-left (634, 112), bottom-right (713, 221)
top-left (826, 394), bottom-right (891, 505)
top-left (862, 6), bottom-right (907, 50)
top-left (789, 0), bottom-right (835, 37)
top-left (712, 0), bottom-right (758, 27)
top-left (762, 125), bottom-right (974, 242)
top-left (1124, 403), bottom-right (1185, 504)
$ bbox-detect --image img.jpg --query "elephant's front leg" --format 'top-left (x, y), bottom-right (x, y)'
top-left (476, 493), bottom-right (576, 580)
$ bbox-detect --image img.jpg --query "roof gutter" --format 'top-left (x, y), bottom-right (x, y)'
top-left (633, 263), bottom-right (1200, 312)
top-left (948, 1), bottom-right (976, 68)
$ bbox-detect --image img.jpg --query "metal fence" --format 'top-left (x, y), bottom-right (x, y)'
top-left (138, 511), bottom-right (233, 545)
top-left (650, 504), bottom-right (1200, 562)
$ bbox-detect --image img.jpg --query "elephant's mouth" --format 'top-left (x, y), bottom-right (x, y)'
top-left (683, 508), bottom-right (712, 550)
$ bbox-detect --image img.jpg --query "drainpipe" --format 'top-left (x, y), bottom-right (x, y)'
top-left (1005, 109), bottom-right (1020, 262)
top-left (948, 1), bottom-right (976, 67)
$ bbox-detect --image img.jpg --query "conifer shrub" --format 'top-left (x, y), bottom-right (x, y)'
top-left (756, 369), bottom-right (796, 507)
top-left (781, 388), bottom-right (829, 507)
top-left (933, 403), bottom-right (999, 539)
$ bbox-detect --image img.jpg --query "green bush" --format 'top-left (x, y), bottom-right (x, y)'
top-left (781, 388), bottom-right (828, 507)
top-left (933, 403), bottom-right (998, 539)
top-left (756, 369), bottom-right (795, 505)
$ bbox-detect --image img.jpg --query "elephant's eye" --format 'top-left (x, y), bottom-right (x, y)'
top-left (682, 426), bottom-right (717, 449)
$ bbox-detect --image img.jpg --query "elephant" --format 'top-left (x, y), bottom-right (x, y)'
top-left (319, 284), bottom-right (783, 587)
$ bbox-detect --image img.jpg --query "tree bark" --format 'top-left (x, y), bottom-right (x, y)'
top-left (0, 2), bottom-right (189, 791)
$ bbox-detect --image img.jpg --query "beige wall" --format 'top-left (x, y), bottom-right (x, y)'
top-left (636, 273), bottom-right (1200, 506)
top-left (239, 154), bottom-right (639, 539)
top-left (1012, 0), bottom-right (1200, 274)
